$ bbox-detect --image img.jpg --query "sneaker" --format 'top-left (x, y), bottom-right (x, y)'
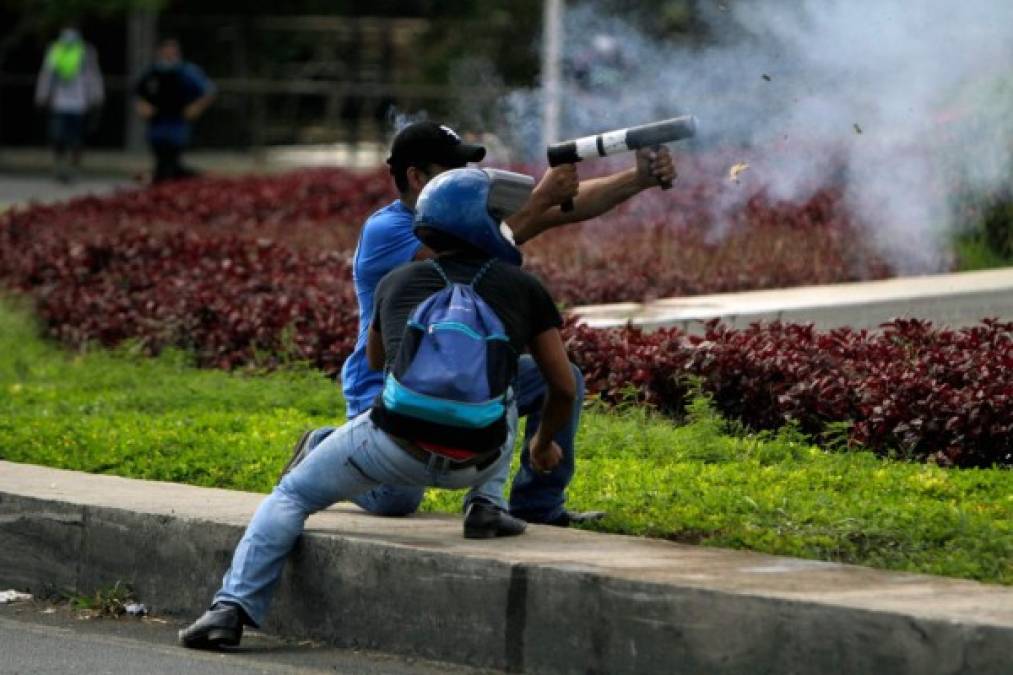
top-left (178, 602), bottom-right (244, 649)
top-left (463, 500), bottom-right (527, 539)
top-left (277, 430), bottom-right (314, 483)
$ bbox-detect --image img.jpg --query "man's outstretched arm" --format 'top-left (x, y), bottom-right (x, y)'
top-left (509, 146), bottom-right (677, 245)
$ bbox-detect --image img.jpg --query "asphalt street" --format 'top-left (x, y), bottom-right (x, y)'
top-left (0, 174), bottom-right (132, 208)
top-left (0, 599), bottom-right (497, 675)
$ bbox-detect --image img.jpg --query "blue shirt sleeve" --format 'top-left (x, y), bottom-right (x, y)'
top-left (354, 203), bottom-right (422, 290)
top-left (181, 63), bottom-right (215, 102)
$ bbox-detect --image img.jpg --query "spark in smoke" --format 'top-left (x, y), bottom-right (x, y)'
top-left (729, 162), bottom-right (751, 182)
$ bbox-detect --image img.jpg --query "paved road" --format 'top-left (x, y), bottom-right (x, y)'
top-left (0, 600), bottom-right (496, 675)
top-left (0, 174), bottom-right (132, 208)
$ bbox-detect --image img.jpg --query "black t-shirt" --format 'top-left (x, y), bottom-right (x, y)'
top-left (369, 253), bottom-right (563, 450)
top-left (372, 254), bottom-right (562, 364)
top-left (136, 65), bottom-right (206, 121)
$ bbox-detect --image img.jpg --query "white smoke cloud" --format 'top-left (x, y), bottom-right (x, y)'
top-left (483, 0), bottom-right (1013, 274)
top-left (385, 107), bottom-right (429, 133)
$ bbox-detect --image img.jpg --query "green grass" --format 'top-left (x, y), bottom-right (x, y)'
top-left (953, 232), bottom-right (1013, 271)
top-left (0, 297), bottom-right (340, 493)
top-left (1, 297), bottom-right (1010, 584)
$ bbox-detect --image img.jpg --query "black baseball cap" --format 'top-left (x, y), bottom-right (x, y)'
top-left (386, 121), bottom-right (486, 168)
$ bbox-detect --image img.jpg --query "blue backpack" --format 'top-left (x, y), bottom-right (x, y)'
top-left (378, 259), bottom-right (515, 451)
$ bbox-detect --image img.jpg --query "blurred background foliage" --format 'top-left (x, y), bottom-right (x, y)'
top-left (0, 0), bottom-right (707, 147)
top-left (1, 0), bottom-right (1008, 265)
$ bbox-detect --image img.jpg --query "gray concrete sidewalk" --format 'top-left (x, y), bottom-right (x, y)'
top-left (0, 143), bottom-right (384, 209)
top-left (0, 144), bottom-right (385, 180)
top-left (0, 175), bottom-right (132, 207)
top-left (1, 460), bottom-right (1009, 674)
top-left (570, 267), bottom-right (1013, 333)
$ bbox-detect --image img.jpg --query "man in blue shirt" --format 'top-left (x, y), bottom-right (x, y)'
top-left (135, 38), bottom-right (215, 183)
top-left (285, 120), bottom-right (676, 528)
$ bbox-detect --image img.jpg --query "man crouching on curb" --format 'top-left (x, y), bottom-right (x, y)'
top-left (179, 167), bottom-right (575, 649)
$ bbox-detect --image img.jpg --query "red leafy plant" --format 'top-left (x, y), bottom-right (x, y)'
top-left (6, 165), bottom-right (1008, 467)
top-left (566, 317), bottom-right (1013, 468)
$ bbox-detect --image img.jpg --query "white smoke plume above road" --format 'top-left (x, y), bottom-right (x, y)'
top-left (488, 0), bottom-right (1013, 274)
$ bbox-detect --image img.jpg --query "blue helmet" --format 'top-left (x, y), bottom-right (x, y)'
top-left (413, 167), bottom-right (527, 266)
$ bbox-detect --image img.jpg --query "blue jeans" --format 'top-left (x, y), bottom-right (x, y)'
top-left (214, 407), bottom-right (517, 626)
top-left (507, 356), bottom-right (585, 522)
top-left (336, 356), bottom-right (585, 523)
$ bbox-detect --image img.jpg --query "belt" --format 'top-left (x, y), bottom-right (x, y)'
top-left (388, 434), bottom-right (501, 472)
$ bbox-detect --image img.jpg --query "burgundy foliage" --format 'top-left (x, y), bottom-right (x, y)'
top-left (566, 318), bottom-right (1013, 468)
top-left (0, 169), bottom-right (397, 374)
top-left (2, 227), bottom-right (358, 374)
top-left (2, 165), bottom-right (1008, 466)
top-left (525, 153), bottom-right (893, 305)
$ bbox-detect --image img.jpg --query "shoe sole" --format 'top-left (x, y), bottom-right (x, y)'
top-left (567, 511), bottom-right (607, 524)
top-left (206, 628), bottom-right (241, 647)
top-left (178, 628), bottom-right (241, 649)
top-left (517, 511), bottom-right (608, 527)
top-left (463, 524), bottom-right (527, 539)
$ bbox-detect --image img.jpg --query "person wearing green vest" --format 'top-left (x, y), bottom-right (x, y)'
top-left (34, 27), bottom-right (104, 183)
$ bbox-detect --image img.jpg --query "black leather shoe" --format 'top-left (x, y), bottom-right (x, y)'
top-left (178, 603), bottom-right (244, 649)
top-left (277, 430), bottom-right (314, 483)
top-left (536, 509), bottom-right (607, 528)
top-left (464, 500), bottom-right (527, 539)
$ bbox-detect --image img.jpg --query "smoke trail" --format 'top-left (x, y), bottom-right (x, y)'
top-left (482, 0), bottom-right (1013, 274)
top-left (385, 107), bottom-right (429, 133)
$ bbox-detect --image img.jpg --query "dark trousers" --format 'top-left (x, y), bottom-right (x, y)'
top-left (48, 112), bottom-right (86, 167)
top-left (151, 142), bottom-right (197, 183)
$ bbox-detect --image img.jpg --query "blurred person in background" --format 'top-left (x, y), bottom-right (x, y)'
top-left (34, 26), bottom-right (104, 183)
top-left (135, 38), bottom-right (215, 183)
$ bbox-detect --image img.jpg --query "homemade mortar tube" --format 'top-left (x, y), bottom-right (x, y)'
top-left (547, 115), bottom-right (698, 210)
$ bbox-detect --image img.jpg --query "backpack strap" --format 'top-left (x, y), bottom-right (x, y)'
top-left (430, 258), bottom-right (497, 289)
top-left (428, 259), bottom-right (452, 287)
top-left (469, 259), bottom-right (497, 289)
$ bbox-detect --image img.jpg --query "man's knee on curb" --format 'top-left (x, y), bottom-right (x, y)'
top-left (352, 484), bottom-right (425, 517)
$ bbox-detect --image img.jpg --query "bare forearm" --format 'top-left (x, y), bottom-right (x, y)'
top-left (511, 168), bottom-right (642, 244)
top-left (504, 191), bottom-right (557, 245)
top-left (534, 386), bottom-right (576, 443)
top-left (505, 164), bottom-right (578, 245)
top-left (526, 328), bottom-right (577, 447)
top-left (567, 168), bottom-right (643, 217)
top-left (136, 99), bottom-right (155, 119)
top-left (184, 94), bottom-right (214, 120)
top-left (513, 146), bottom-right (676, 245)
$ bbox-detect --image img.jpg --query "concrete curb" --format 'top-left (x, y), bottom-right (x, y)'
top-left (1, 461), bottom-right (1011, 674)
top-left (570, 267), bottom-right (1013, 333)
